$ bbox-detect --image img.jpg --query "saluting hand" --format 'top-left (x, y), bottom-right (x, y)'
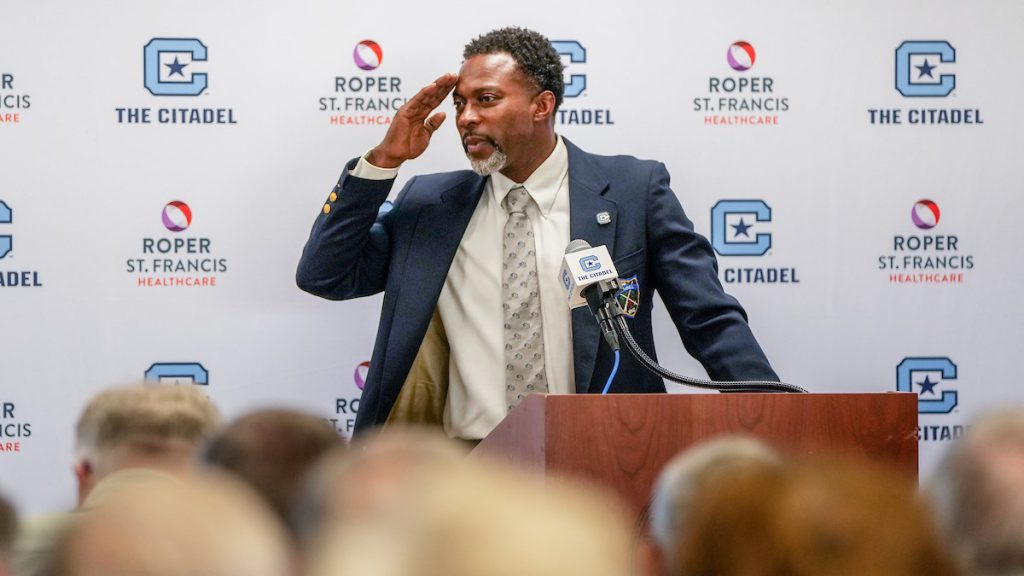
top-left (366, 73), bottom-right (458, 169)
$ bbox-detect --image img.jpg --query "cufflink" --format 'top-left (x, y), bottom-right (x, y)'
top-left (596, 211), bottom-right (612, 225)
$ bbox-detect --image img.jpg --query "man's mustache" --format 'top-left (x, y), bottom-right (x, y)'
top-left (461, 133), bottom-right (501, 151)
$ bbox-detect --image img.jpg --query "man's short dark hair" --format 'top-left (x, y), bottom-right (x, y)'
top-left (464, 27), bottom-right (565, 110)
top-left (202, 409), bottom-right (342, 540)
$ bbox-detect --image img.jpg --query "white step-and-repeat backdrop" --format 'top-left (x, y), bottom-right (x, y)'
top-left (2, 0), bottom-right (1021, 513)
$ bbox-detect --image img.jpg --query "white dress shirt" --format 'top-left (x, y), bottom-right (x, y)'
top-left (352, 137), bottom-right (573, 439)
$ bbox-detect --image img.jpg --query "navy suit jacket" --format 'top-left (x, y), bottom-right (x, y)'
top-left (297, 139), bottom-right (778, 434)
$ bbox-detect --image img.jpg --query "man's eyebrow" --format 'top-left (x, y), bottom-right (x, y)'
top-left (454, 84), bottom-right (503, 97)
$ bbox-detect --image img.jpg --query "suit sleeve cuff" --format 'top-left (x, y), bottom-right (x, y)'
top-left (351, 150), bottom-right (400, 180)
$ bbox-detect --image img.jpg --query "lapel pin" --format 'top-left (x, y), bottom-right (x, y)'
top-left (596, 211), bottom-right (612, 225)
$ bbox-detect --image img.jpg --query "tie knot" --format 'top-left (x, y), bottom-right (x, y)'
top-left (502, 186), bottom-right (531, 215)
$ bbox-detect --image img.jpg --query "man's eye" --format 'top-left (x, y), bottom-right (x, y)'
top-left (480, 94), bottom-right (496, 103)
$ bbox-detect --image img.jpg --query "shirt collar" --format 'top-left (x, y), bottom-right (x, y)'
top-left (489, 135), bottom-right (568, 217)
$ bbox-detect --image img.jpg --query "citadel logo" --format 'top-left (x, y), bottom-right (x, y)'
top-left (550, 40), bottom-right (615, 126)
top-left (579, 255), bottom-right (601, 272)
top-left (0, 200), bottom-right (10, 259)
top-left (868, 41), bottom-right (982, 125)
top-left (897, 357), bottom-right (957, 414)
top-left (897, 356), bottom-right (967, 442)
top-left (551, 40), bottom-right (586, 97)
top-left (895, 41), bottom-right (955, 97)
top-left (144, 38), bottom-right (208, 96)
top-left (711, 200), bottom-right (799, 284)
top-left (116, 38), bottom-right (237, 125)
top-left (145, 362), bottom-right (209, 385)
top-left (0, 199), bottom-right (44, 288)
top-left (712, 200), bottom-right (772, 257)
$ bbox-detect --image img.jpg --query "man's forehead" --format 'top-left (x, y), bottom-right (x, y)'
top-left (455, 53), bottom-right (530, 93)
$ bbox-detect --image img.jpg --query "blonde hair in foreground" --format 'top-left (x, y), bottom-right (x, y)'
top-left (308, 456), bottom-right (634, 576)
top-left (75, 383), bottom-right (221, 475)
top-left (47, 473), bottom-right (291, 576)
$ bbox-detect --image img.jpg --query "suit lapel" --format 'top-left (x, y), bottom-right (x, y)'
top-left (565, 139), bottom-right (617, 393)
top-left (404, 175), bottom-right (486, 304)
top-left (384, 175), bottom-right (485, 389)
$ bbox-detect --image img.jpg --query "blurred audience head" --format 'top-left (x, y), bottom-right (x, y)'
top-left (307, 439), bottom-right (633, 576)
top-left (296, 425), bottom-right (467, 547)
top-left (675, 459), bottom-right (959, 576)
top-left (0, 492), bottom-right (16, 575)
top-left (73, 384), bottom-right (221, 505)
top-left (930, 408), bottom-right (1024, 576)
top-left (202, 408), bottom-right (342, 540)
top-left (648, 436), bottom-right (783, 576)
top-left (46, 473), bottom-right (290, 576)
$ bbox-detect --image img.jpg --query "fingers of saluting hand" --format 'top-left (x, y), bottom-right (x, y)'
top-left (423, 111), bottom-right (447, 133)
top-left (403, 73), bottom-right (458, 118)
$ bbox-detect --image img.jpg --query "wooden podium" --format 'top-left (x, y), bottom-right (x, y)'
top-left (474, 393), bottom-right (918, 518)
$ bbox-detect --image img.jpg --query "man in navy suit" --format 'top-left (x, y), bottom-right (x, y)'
top-left (298, 27), bottom-right (778, 440)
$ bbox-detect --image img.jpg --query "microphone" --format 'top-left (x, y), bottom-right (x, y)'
top-left (561, 239), bottom-right (620, 350)
top-left (559, 241), bottom-right (808, 394)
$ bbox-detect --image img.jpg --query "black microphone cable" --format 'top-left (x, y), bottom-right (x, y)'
top-left (604, 299), bottom-right (807, 394)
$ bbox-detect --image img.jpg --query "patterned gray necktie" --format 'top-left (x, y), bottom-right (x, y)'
top-left (502, 185), bottom-right (548, 411)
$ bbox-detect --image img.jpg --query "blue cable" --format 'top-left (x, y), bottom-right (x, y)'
top-left (602, 349), bottom-right (620, 395)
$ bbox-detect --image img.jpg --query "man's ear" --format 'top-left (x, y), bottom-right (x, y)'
top-left (636, 537), bottom-right (668, 576)
top-left (533, 90), bottom-right (556, 123)
top-left (74, 459), bottom-right (94, 506)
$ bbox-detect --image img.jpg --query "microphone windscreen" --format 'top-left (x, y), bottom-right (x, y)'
top-left (560, 243), bottom-right (617, 309)
top-left (565, 239), bottom-right (592, 254)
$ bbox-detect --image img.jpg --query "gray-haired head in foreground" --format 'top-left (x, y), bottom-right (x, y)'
top-left (648, 436), bottom-right (783, 575)
top-left (929, 408), bottom-right (1024, 576)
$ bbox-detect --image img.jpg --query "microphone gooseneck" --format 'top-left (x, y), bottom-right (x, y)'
top-left (560, 238), bottom-right (806, 393)
top-left (612, 314), bottom-right (807, 393)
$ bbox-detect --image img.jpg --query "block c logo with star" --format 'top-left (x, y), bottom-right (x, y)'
top-left (896, 356), bottom-right (958, 414)
top-left (551, 40), bottom-right (586, 98)
top-left (579, 255), bottom-right (601, 272)
top-left (711, 200), bottom-right (772, 256)
top-left (144, 38), bottom-right (209, 96)
top-left (895, 41), bottom-right (955, 97)
top-left (144, 362), bottom-right (209, 385)
top-left (0, 200), bottom-right (11, 259)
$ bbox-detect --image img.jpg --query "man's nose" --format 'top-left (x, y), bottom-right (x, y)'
top-left (457, 103), bottom-right (479, 129)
